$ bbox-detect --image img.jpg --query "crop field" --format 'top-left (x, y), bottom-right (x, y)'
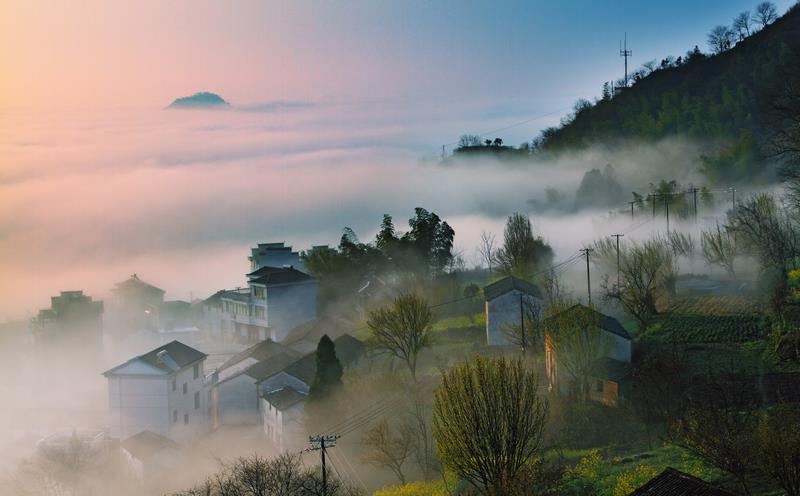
top-left (647, 295), bottom-right (767, 343)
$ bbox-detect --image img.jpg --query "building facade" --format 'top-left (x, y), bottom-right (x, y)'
top-left (484, 276), bottom-right (543, 346)
top-left (103, 341), bottom-right (212, 442)
top-left (203, 266), bottom-right (318, 344)
top-left (31, 290), bottom-right (104, 361)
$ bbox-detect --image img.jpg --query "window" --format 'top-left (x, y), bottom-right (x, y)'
top-left (183, 382), bottom-right (188, 394)
top-left (193, 364), bottom-right (199, 379)
top-left (595, 380), bottom-right (603, 393)
top-left (184, 414), bottom-right (189, 425)
top-left (173, 410), bottom-right (178, 423)
top-left (172, 378), bottom-right (176, 391)
top-left (194, 391), bottom-right (200, 410)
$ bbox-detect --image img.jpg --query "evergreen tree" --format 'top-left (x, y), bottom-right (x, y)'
top-left (308, 335), bottom-right (343, 403)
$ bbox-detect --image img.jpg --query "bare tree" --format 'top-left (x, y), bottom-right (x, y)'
top-left (172, 453), bottom-right (361, 496)
top-left (701, 223), bottom-right (738, 277)
top-left (432, 356), bottom-right (548, 496)
top-left (728, 193), bottom-right (800, 272)
top-left (476, 230), bottom-right (496, 272)
top-left (673, 376), bottom-right (761, 495)
top-left (361, 419), bottom-right (415, 484)
top-left (495, 212), bottom-right (554, 279)
top-left (708, 25), bottom-right (735, 54)
top-left (458, 134), bottom-right (482, 148)
top-left (366, 293), bottom-right (434, 382)
top-left (757, 407), bottom-right (800, 496)
top-left (733, 11), bottom-right (752, 40)
top-left (603, 238), bottom-right (675, 329)
top-left (754, 1), bottom-right (778, 27)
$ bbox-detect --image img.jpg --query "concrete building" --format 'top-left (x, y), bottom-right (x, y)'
top-left (484, 276), bottom-right (543, 346)
top-left (544, 304), bottom-right (632, 406)
top-left (109, 274), bottom-right (165, 334)
top-left (103, 341), bottom-right (212, 442)
top-left (31, 290), bottom-right (104, 360)
top-left (203, 266), bottom-right (318, 344)
top-left (249, 242), bottom-right (303, 272)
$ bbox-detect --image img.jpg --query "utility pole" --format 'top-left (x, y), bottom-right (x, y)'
top-left (651, 193), bottom-right (656, 218)
top-left (663, 193), bottom-right (670, 232)
top-left (580, 248), bottom-right (594, 305)
top-left (730, 187), bottom-right (737, 209)
top-left (307, 435), bottom-right (339, 495)
top-left (688, 187), bottom-right (699, 222)
top-left (611, 234), bottom-right (624, 290)
top-left (627, 201), bottom-right (636, 221)
top-left (519, 294), bottom-right (526, 355)
top-left (441, 144), bottom-right (446, 159)
top-left (620, 32), bottom-right (632, 87)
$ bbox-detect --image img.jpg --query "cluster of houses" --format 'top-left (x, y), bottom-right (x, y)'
top-left (30, 239), bottom-right (634, 479)
top-left (483, 275), bottom-right (632, 407)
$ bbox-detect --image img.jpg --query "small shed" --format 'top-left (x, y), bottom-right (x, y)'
top-left (628, 467), bottom-right (736, 496)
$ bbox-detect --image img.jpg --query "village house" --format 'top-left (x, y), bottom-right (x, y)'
top-left (212, 339), bottom-right (301, 427)
top-left (108, 274), bottom-right (165, 335)
top-left (30, 290), bottom-right (104, 361)
top-left (544, 304), bottom-right (632, 406)
top-left (202, 265), bottom-right (318, 344)
top-left (484, 275), bottom-right (543, 346)
top-left (258, 334), bottom-right (365, 451)
top-left (103, 341), bottom-right (212, 442)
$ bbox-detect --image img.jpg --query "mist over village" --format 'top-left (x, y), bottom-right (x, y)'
top-left (4, 1), bottom-right (800, 495)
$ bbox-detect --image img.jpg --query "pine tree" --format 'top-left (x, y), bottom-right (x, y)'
top-left (308, 335), bottom-right (343, 403)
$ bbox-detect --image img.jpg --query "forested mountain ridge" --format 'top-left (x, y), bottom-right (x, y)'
top-left (538, 4), bottom-right (800, 183)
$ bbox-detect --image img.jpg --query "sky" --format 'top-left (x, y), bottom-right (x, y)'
top-left (0, 0), bottom-right (795, 319)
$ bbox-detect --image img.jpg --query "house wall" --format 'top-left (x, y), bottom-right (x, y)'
top-left (608, 333), bottom-right (631, 363)
top-left (216, 374), bottom-right (260, 425)
top-left (108, 375), bottom-right (169, 440)
top-left (265, 283), bottom-right (317, 342)
top-left (260, 398), bottom-right (305, 452)
top-left (485, 291), bottom-right (541, 346)
top-left (166, 360), bottom-right (210, 442)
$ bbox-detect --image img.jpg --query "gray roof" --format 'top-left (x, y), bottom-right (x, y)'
top-left (243, 352), bottom-right (302, 381)
top-left (264, 334), bottom-right (365, 386)
top-left (263, 386), bottom-right (307, 411)
top-left (629, 468), bottom-right (736, 496)
top-left (104, 340), bottom-right (206, 376)
top-left (112, 274), bottom-right (165, 295)
top-left (547, 304), bottom-right (631, 340)
top-left (247, 266), bottom-right (316, 286)
top-left (218, 339), bottom-right (300, 372)
top-left (484, 276), bottom-right (542, 301)
top-left (121, 430), bottom-right (179, 459)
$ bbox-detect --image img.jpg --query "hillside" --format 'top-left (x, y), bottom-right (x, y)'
top-left (539, 4), bottom-right (800, 183)
top-left (167, 91), bottom-right (230, 109)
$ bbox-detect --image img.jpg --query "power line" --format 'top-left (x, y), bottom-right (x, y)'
top-left (443, 107), bottom-right (572, 148)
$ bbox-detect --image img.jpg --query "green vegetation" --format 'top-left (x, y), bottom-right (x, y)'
top-left (308, 334), bottom-right (344, 403)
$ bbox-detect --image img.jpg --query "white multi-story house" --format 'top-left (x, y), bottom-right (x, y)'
top-left (103, 341), bottom-right (212, 442)
top-left (484, 276), bottom-right (543, 346)
top-left (202, 266), bottom-right (318, 344)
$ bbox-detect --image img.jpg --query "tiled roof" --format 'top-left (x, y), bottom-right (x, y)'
top-left (628, 468), bottom-right (736, 496)
top-left (262, 334), bottom-right (365, 386)
top-left (218, 339), bottom-right (300, 372)
top-left (547, 304), bottom-right (631, 340)
top-left (247, 266), bottom-right (316, 286)
top-left (483, 276), bottom-right (542, 301)
top-left (112, 274), bottom-right (165, 295)
top-left (121, 430), bottom-right (179, 459)
top-left (105, 340), bottom-right (206, 376)
top-left (243, 352), bottom-right (302, 381)
top-left (263, 386), bottom-right (307, 411)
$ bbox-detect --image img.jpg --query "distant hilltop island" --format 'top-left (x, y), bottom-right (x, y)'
top-left (166, 92), bottom-right (229, 109)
